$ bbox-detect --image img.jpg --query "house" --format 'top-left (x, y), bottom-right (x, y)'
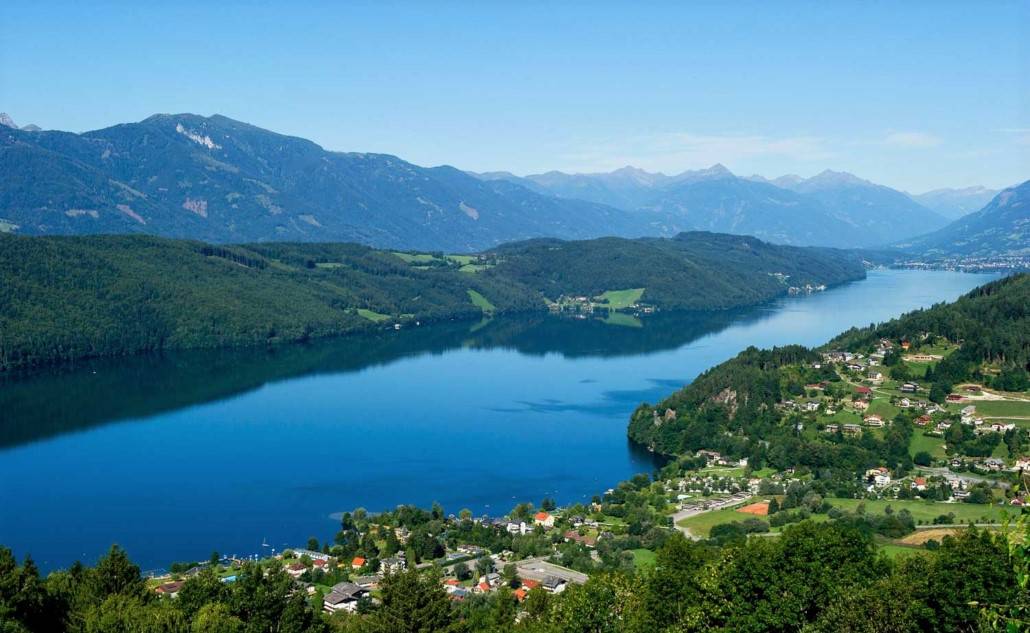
top-left (541, 575), bottom-right (566, 593)
top-left (155, 581), bottom-right (185, 597)
top-left (805, 383), bottom-right (824, 391)
top-left (898, 397), bottom-right (912, 408)
top-left (855, 386), bottom-right (872, 396)
top-left (961, 405), bottom-right (977, 416)
top-left (286, 562), bottom-right (307, 578)
top-left (1014, 457), bottom-right (1030, 471)
top-left (291, 548), bottom-right (331, 562)
top-left (506, 521), bottom-right (529, 535)
top-left (912, 477), bottom-right (927, 491)
top-left (534, 512), bottom-right (555, 528)
top-left (351, 557), bottom-right (366, 570)
top-left (380, 556), bottom-right (406, 574)
top-left (824, 424), bottom-right (839, 433)
top-left (564, 530), bottom-right (597, 547)
top-left (352, 575), bottom-right (381, 589)
top-left (522, 579), bottom-right (541, 591)
top-left (864, 415), bottom-right (885, 427)
top-left (901, 340), bottom-right (911, 350)
top-left (915, 415), bottom-right (931, 427)
top-left (802, 401), bottom-right (820, 412)
top-left (866, 467), bottom-right (891, 487)
top-left (477, 581), bottom-right (492, 594)
top-left (449, 587), bottom-right (470, 601)
top-left (946, 394), bottom-right (965, 402)
top-left (323, 582), bottom-right (368, 613)
top-left (514, 588), bottom-right (528, 602)
top-left (900, 383), bottom-right (918, 393)
top-left (842, 424), bottom-right (862, 437)
top-left (852, 399), bottom-right (869, 411)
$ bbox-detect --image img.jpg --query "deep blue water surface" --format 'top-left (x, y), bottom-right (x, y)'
top-left (0, 269), bottom-right (999, 570)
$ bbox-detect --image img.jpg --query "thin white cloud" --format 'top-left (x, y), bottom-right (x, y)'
top-left (882, 131), bottom-right (943, 148)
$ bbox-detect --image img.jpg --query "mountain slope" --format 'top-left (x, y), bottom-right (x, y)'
top-left (781, 170), bottom-right (948, 245)
top-left (0, 114), bottom-right (648, 251)
top-left (636, 173), bottom-right (860, 247)
top-left (483, 165), bottom-right (946, 248)
top-left (912, 186), bottom-right (1001, 220)
top-left (894, 180), bottom-right (1030, 258)
top-left (0, 231), bottom-right (866, 370)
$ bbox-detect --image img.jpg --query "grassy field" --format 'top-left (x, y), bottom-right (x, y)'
top-left (630, 548), bottom-right (657, 570)
top-left (827, 498), bottom-right (1012, 524)
top-left (676, 499), bottom-right (757, 536)
top-left (357, 308), bottom-right (389, 322)
top-left (467, 289), bottom-right (495, 313)
top-left (866, 399), bottom-right (901, 420)
top-left (909, 432), bottom-right (947, 459)
top-left (392, 252), bottom-right (440, 264)
top-left (970, 400), bottom-right (1030, 418)
top-left (878, 543), bottom-right (926, 559)
top-left (595, 288), bottom-right (645, 309)
top-left (459, 264), bottom-right (492, 273)
top-left (677, 496), bottom-right (1012, 538)
top-left (751, 467), bottom-right (777, 478)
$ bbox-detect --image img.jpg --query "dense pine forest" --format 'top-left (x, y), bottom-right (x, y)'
top-left (0, 232), bottom-right (865, 371)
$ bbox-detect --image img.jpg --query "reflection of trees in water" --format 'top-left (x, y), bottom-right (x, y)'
top-left (0, 308), bottom-right (772, 449)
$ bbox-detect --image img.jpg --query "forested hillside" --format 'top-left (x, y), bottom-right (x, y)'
top-left (486, 232), bottom-right (865, 310)
top-left (628, 273), bottom-right (1029, 470)
top-left (829, 273), bottom-right (1030, 391)
top-left (0, 231), bottom-right (866, 371)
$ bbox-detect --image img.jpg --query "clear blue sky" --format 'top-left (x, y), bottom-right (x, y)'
top-left (2, 1), bottom-right (1027, 192)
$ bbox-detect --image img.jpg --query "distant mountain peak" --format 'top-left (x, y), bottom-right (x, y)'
top-left (805, 169), bottom-right (871, 188)
top-left (0, 113), bottom-right (17, 129)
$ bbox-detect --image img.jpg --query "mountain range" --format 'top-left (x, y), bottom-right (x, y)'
top-left (911, 186), bottom-right (1001, 220)
top-left (0, 112), bottom-right (1021, 254)
top-left (0, 114), bottom-right (647, 252)
top-left (480, 165), bottom-right (951, 248)
top-left (894, 180), bottom-right (1029, 259)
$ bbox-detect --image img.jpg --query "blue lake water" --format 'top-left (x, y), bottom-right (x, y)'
top-left (0, 269), bottom-right (1000, 571)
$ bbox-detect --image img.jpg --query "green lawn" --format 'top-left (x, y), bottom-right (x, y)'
top-left (878, 543), bottom-right (926, 559)
top-left (357, 308), bottom-right (389, 322)
top-left (595, 288), bottom-right (645, 310)
top-left (970, 400), bottom-right (1030, 418)
top-left (467, 289), bottom-right (496, 313)
top-left (909, 432), bottom-right (947, 459)
top-left (751, 467), bottom-right (777, 478)
top-left (675, 499), bottom-right (757, 537)
top-left (630, 549), bottom-right (657, 570)
top-left (445, 255), bottom-right (475, 265)
top-left (459, 264), bottom-right (493, 273)
top-left (391, 251), bottom-right (440, 264)
top-left (827, 498), bottom-right (1012, 524)
top-left (314, 262), bottom-right (345, 269)
top-left (867, 399), bottom-right (900, 420)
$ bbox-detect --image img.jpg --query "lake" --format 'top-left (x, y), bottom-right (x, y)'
top-left (0, 269), bottom-right (1000, 571)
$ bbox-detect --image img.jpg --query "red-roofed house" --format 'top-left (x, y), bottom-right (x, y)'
top-left (514, 589), bottom-right (527, 602)
top-left (444, 578), bottom-right (461, 587)
top-left (522, 579), bottom-right (540, 590)
top-left (478, 582), bottom-right (491, 593)
top-left (534, 511), bottom-right (555, 528)
top-left (855, 386), bottom-right (872, 395)
top-left (351, 557), bottom-right (366, 570)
